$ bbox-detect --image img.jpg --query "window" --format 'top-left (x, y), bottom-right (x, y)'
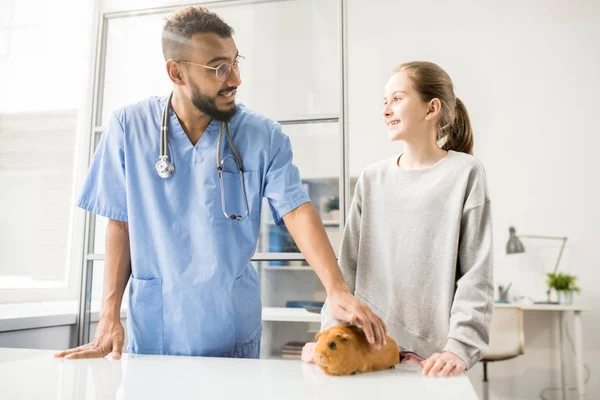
top-left (0, 0), bottom-right (94, 301)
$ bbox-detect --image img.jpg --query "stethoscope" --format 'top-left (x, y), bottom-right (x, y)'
top-left (156, 92), bottom-right (249, 220)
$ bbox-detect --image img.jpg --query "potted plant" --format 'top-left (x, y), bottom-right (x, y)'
top-left (546, 272), bottom-right (580, 305)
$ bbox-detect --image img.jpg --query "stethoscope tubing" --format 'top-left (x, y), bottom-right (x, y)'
top-left (157, 92), bottom-right (249, 220)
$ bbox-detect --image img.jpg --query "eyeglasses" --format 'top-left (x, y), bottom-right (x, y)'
top-left (176, 55), bottom-right (245, 82)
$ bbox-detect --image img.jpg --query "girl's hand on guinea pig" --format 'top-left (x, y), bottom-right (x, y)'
top-left (420, 351), bottom-right (466, 377)
top-left (302, 342), bottom-right (316, 364)
top-left (327, 289), bottom-right (388, 350)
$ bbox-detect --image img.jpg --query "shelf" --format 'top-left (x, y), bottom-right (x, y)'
top-left (252, 253), bottom-right (306, 261)
top-left (277, 114), bottom-right (339, 125)
top-left (322, 220), bottom-right (340, 227)
top-left (262, 307), bottom-right (321, 322)
top-left (265, 220), bottom-right (339, 227)
top-left (261, 266), bottom-right (314, 271)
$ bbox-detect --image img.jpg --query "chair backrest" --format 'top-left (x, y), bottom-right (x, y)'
top-left (485, 306), bottom-right (525, 359)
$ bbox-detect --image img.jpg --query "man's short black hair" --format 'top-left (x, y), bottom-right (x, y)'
top-left (162, 6), bottom-right (234, 61)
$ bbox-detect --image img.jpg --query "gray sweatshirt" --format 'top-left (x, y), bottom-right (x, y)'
top-left (321, 150), bottom-right (494, 369)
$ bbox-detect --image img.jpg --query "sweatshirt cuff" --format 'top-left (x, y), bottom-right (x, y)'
top-left (444, 338), bottom-right (481, 370)
top-left (319, 298), bottom-right (349, 333)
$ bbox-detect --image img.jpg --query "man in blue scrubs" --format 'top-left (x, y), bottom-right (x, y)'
top-left (55, 6), bottom-right (386, 360)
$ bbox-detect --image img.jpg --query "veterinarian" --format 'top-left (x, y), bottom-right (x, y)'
top-left (54, 6), bottom-right (387, 361)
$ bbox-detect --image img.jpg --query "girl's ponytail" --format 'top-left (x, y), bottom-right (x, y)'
top-left (442, 97), bottom-right (473, 155)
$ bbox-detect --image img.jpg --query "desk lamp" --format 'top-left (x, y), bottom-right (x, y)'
top-left (506, 226), bottom-right (568, 304)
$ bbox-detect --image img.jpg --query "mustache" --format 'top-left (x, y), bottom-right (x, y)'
top-left (218, 86), bottom-right (237, 95)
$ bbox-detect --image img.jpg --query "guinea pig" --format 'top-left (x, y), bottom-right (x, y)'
top-left (313, 324), bottom-right (399, 376)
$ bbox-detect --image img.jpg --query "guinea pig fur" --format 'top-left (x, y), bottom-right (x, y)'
top-left (313, 325), bottom-right (399, 376)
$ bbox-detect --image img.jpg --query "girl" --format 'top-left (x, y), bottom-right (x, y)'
top-left (303, 61), bottom-right (494, 377)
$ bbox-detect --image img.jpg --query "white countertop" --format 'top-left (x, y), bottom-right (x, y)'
top-left (0, 348), bottom-right (478, 400)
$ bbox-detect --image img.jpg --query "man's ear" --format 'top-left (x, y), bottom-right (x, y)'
top-left (425, 98), bottom-right (442, 120)
top-left (166, 59), bottom-right (184, 85)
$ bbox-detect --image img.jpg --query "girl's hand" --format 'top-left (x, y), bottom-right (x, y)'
top-left (420, 351), bottom-right (466, 377)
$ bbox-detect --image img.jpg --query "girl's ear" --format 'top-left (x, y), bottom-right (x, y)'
top-left (425, 98), bottom-right (442, 120)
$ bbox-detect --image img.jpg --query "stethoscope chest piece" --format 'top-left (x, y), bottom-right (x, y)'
top-left (156, 155), bottom-right (174, 179)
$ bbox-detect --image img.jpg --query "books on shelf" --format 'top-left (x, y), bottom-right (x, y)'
top-left (281, 341), bottom-right (306, 360)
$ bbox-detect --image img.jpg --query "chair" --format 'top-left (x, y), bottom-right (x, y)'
top-left (480, 305), bottom-right (525, 400)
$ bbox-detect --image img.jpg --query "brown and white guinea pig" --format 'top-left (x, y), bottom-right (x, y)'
top-left (313, 324), bottom-right (399, 376)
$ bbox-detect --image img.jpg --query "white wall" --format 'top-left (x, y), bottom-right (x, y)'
top-left (346, 0), bottom-right (600, 399)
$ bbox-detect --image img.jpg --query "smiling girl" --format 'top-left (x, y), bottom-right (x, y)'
top-left (303, 61), bottom-right (494, 377)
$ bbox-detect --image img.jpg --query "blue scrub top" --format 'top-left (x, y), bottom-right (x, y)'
top-left (78, 96), bottom-right (310, 357)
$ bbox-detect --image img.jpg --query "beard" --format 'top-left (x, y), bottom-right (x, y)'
top-left (189, 78), bottom-right (237, 122)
